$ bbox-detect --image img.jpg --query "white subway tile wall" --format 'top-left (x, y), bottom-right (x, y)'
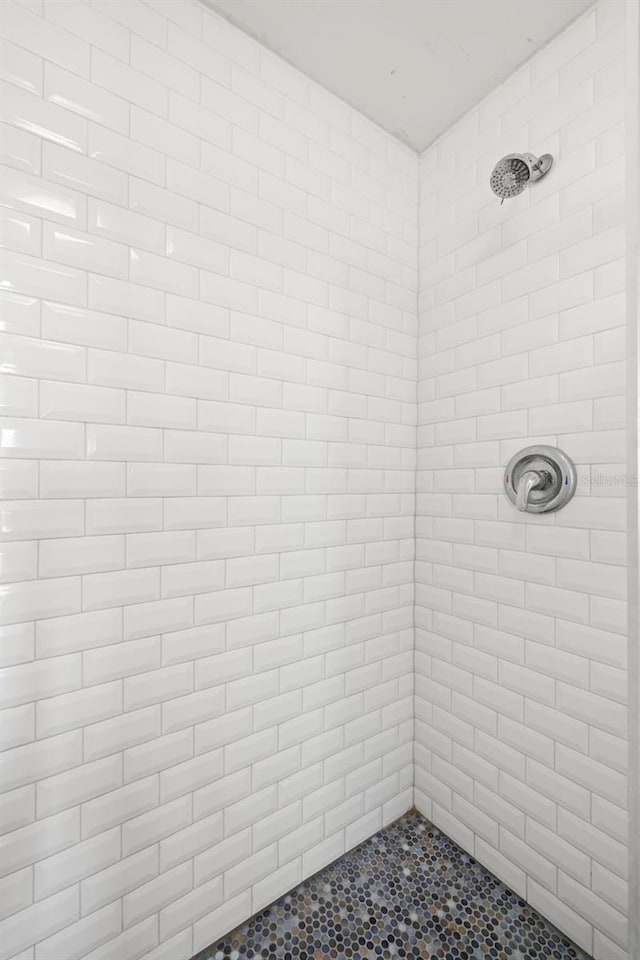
top-left (0, 1), bottom-right (417, 957)
top-left (1, 0), bottom-right (633, 958)
top-left (415, 3), bottom-right (628, 959)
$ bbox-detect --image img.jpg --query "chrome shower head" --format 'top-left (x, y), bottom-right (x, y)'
top-left (490, 152), bottom-right (553, 202)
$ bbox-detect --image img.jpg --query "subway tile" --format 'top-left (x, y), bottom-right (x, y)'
top-left (2, 250), bottom-right (86, 305)
top-left (34, 827), bottom-right (120, 901)
top-left (82, 567), bottom-right (160, 613)
top-left (0, 886), bottom-right (80, 960)
top-left (89, 124), bottom-right (164, 185)
top-left (1, 37), bottom-right (42, 95)
top-left (39, 535), bottom-right (124, 578)
top-left (559, 291), bottom-right (624, 340)
top-left (167, 226), bottom-right (228, 275)
top-left (40, 461), bottom-right (125, 499)
top-left (526, 582), bottom-right (590, 624)
top-left (130, 320), bottom-right (198, 364)
top-left (81, 848), bottom-right (159, 917)
top-left (129, 248), bottom-right (198, 296)
top-left (44, 1), bottom-right (130, 62)
top-left (86, 424), bottom-right (163, 462)
top-left (81, 916), bottom-right (159, 960)
top-left (0, 539), bottom-right (37, 585)
top-left (45, 63), bottom-right (129, 133)
top-left (0, 3), bottom-right (629, 957)
top-left (164, 497), bottom-right (227, 531)
top-left (87, 346), bottom-right (164, 392)
top-left (35, 608), bottom-right (122, 659)
top-left (85, 498), bottom-right (163, 535)
top-left (0, 459), bottom-right (38, 503)
top-left (130, 34), bottom-right (198, 100)
top-left (81, 776), bottom-right (159, 840)
top-left (0, 121), bottom-right (41, 176)
top-left (560, 225), bottom-right (624, 279)
top-left (529, 337), bottom-right (593, 377)
top-left (4, 0), bottom-right (90, 77)
top-left (84, 706), bottom-right (162, 762)
top-left (0, 805), bottom-right (77, 876)
top-left (123, 731), bottom-right (193, 787)
top-left (42, 301), bottom-right (127, 352)
top-left (529, 272), bottom-right (593, 320)
top-left (0, 862), bottom-right (33, 919)
top-left (558, 807), bottom-right (627, 879)
top-left (168, 22), bottom-right (229, 86)
top-left (132, 104), bottom-right (199, 167)
top-left (0, 576), bottom-right (82, 625)
top-left (556, 744), bottom-right (626, 807)
top-left (84, 636), bottom-right (161, 686)
top-left (43, 223), bottom-right (128, 278)
top-left (2, 333), bottom-right (85, 383)
top-left (123, 596), bottom-right (193, 642)
top-left (88, 199), bottom-right (164, 255)
top-left (35, 901), bottom-right (122, 958)
top-left (556, 682), bottom-right (627, 738)
top-left (3, 728), bottom-right (82, 796)
top-left (91, 48), bottom-right (169, 117)
top-left (122, 860), bottom-right (192, 929)
top-left (130, 177), bottom-right (198, 232)
top-left (0, 206), bottom-right (41, 257)
top-left (165, 362), bottom-right (227, 402)
top-left (1, 415), bottom-right (84, 460)
top-left (126, 464), bottom-right (196, 498)
top-left (92, 0), bottom-right (167, 49)
top-left (1, 654), bottom-right (80, 711)
top-left (166, 158), bottom-right (229, 213)
top-left (558, 871), bottom-right (626, 948)
top-left (556, 557), bottom-right (626, 600)
top-left (40, 381), bottom-right (125, 425)
top-left (127, 392), bottom-right (196, 430)
top-left (124, 663), bottom-right (193, 712)
top-left (529, 400), bottom-right (592, 435)
top-left (36, 680), bottom-right (121, 739)
top-left (3, 78), bottom-right (87, 153)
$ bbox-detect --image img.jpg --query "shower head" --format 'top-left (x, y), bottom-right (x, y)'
top-left (489, 152), bottom-right (553, 202)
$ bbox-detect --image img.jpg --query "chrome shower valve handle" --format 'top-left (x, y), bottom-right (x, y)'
top-left (504, 446), bottom-right (577, 514)
top-left (515, 470), bottom-right (544, 511)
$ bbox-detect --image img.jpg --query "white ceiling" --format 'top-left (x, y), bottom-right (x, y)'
top-left (203, 0), bottom-right (595, 152)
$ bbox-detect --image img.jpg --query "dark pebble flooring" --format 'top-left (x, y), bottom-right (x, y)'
top-left (195, 810), bottom-right (592, 960)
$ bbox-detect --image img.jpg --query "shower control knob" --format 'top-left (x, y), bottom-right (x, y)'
top-left (504, 445), bottom-right (577, 514)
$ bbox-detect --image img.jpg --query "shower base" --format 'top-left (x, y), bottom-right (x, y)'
top-left (194, 810), bottom-right (591, 960)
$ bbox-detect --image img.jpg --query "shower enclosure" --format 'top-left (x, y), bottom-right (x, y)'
top-left (0, 0), bottom-right (637, 959)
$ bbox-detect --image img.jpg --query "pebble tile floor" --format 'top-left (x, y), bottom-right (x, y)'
top-left (195, 810), bottom-right (592, 960)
